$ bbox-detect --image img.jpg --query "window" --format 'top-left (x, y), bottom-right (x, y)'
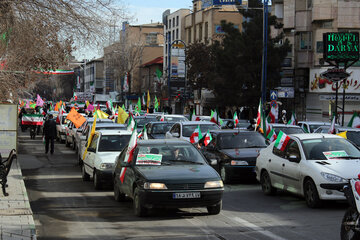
top-left (172, 30), bottom-right (175, 41)
top-left (188, 28), bottom-right (192, 43)
top-left (316, 41), bottom-right (323, 53)
top-left (173, 17), bottom-right (175, 27)
top-left (146, 33), bottom-right (157, 45)
top-left (299, 32), bottom-right (312, 50)
top-left (199, 24), bottom-right (203, 41)
top-left (284, 140), bottom-right (301, 161)
top-left (169, 19), bottom-right (171, 29)
top-left (272, 146), bottom-right (285, 158)
top-left (176, 29), bottom-right (179, 39)
top-left (176, 16), bottom-right (179, 26)
top-left (90, 134), bottom-right (99, 150)
top-left (205, 22), bottom-right (209, 43)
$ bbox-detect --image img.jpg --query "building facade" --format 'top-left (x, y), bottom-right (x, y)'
top-left (83, 58), bottom-right (104, 94)
top-left (272, 0), bottom-right (360, 124)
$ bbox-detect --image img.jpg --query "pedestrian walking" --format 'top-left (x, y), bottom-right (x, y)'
top-left (42, 114), bottom-right (57, 154)
top-left (281, 110), bottom-right (287, 124)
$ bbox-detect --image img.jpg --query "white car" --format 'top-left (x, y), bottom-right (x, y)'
top-left (165, 121), bottom-right (220, 142)
top-left (56, 113), bottom-right (69, 143)
top-left (82, 130), bottom-right (132, 189)
top-left (256, 133), bottom-right (360, 208)
top-left (155, 114), bottom-right (189, 122)
top-left (298, 121), bottom-right (340, 133)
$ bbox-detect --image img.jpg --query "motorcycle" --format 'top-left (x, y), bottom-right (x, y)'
top-left (340, 174), bottom-right (360, 240)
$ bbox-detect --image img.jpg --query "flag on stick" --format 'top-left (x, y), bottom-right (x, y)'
top-left (274, 131), bottom-right (291, 151)
top-left (120, 127), bottom-right (138, 183)
top-left (190, 125), bottom-right (203, 143)
top-left (348, 112), bottom-right (360, 128)
top-left (204, 130), bottom-right (212, 146)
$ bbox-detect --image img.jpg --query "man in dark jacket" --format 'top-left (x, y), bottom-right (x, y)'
top-left (43, 114), bottom-right (57, 154)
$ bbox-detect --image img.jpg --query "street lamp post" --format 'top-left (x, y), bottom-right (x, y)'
top-left (261, 0), bottom-right (269, 110)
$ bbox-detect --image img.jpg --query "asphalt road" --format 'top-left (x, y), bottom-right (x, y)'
top-left (18, 130), bottom-right (346, 240)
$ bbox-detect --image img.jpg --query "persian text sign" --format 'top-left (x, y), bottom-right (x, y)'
top-left (323, 32), bottom-right (359, 62)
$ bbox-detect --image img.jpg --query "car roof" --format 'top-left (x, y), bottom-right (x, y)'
top-left (134, 115), bottom-right (157, 119)
top-left (148, 121), bottom-right (175, 125)
top-left (291, 133), bottom-right (343, 140)
top-left (160, 114), bottom-right (187, 118)
top-left (181, 121), bottom-right (217, 126)
top-left (137, 139), bottom-right (192, 146)
top-left (272, 123), bottom-right (301, 128)
top-left (97, 129), bottom-right (132, 135)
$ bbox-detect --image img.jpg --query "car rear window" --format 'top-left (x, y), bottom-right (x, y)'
top-left (98, 135), bottom-right (131, 152)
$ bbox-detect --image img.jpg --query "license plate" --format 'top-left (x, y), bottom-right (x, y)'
top-left (173, 192), bottom-right (201, 199)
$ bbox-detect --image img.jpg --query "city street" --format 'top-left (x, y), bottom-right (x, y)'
top-left (18, 130), bottom-right (346, 240)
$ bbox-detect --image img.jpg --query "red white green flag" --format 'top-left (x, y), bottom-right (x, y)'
top-left (160, 112), bottom-right (165, 121)
top-left (191, 109), bottom-right (197, 121)
top-left (256, 99), bottom-right (262, 128)
top-left (190, 125), bottom-right (203, 143)
top-left (348, 112), bottom-right (360, 128)
top-left (274, 130), bottom-right (291, 151)
top-left (233, 112), bottom-right (239, 127)
top-left (120, 127), bottom-right (137, 183)
top-left (267, 128), bottom-right (277, 142)
top-left (287, 112), bottom-right (297, 125)
top-left (268, 105), bottom-right (276, 123)
top-left (204, 130), bottom-right (212, 146)
top-left (328, 115), bottom-right (336, 134)
top-left (21, 114), bottom-right (44, 126)
top-left (210, 109), bottom-right (223, 126)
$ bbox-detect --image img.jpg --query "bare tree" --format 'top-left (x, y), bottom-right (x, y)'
top-left (0, 0), bottom-right (128, 102)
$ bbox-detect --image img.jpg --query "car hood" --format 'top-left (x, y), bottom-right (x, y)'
top-left (219, 148), bottom-right (263, 160)
top-left (96, 152), bottom-right (120, 163)
top-left (136, 164), bottom-right (219, 182)
top-left (311, 159), bottom-right (360, 179)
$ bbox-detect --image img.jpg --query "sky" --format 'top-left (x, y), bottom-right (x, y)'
top-left (74, 0), bottom-right (193, 60)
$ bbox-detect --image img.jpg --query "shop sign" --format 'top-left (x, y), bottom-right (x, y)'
top-left (323, 32), bottom-right (359, 62)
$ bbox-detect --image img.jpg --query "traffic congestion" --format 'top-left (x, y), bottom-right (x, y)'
top-left (16, 96), bottom-right (360, 239)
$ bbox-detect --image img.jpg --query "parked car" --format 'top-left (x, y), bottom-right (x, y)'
top-left (165, 121), bottom-right (220, 142)
top-left (113, 139), bottom-right (224, 216)
top-left (65, 113), bottom-right (87, 149)
top-left (56, 113), bottom-right (69, 143)
top-left (271, 123), bottom-right (305, 135)
top-left (201, 130), bottom-right (268, 183)
top-left (221, 119), bottom-right (250, 130)
top-left (313, 126), bottom-right (360, 147)
top-left (82, 130), bottom-right (131, 189)
top-left (77, 122), bottom-right (127, 165)
top-left (155, 114), bottom-right (189, 122)
top-left (145, 122), bottom-right (175, 139)
top-left (256, 133), bottom-right (360, 208)
top-left (125, 115), bottom-right (157, 132)
top-left (298, 121), bottom-right (340, 133)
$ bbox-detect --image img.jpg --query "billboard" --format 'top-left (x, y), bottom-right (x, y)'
top-left (323, 32), bottom-right (359, 62)
top-left (202, 0), bottom-right (242, 8)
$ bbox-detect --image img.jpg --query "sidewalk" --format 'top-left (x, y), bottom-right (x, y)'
top-left (0, 157), bottom-right (36, 240)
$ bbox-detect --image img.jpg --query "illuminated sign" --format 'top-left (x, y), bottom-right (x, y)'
top-left (323, 32), bottom-right (359, 62)
top-left (202, 0), bottom-right (242, 8)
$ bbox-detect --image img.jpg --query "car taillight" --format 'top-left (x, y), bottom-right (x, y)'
top-left (355, 181), bottom-right (360, 196)
top-left (358, 173), bottom-right (360, 180)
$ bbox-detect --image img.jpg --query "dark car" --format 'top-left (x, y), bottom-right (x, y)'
top-left (126, 116), bottom-right (157, 132)
top-left (145, 121), bottom-right (175, 139)
top-left (113, 139), bottom-right (224, 216)
top-left (200, 130), bottom-right (268, 183)
top-left (271, 123), bottom-right (305, 135)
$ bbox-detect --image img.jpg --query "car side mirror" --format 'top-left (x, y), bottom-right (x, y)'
top-left (172, 132), bottom-right (180, 138)
top-left (120, 161), bottom-right (131, 168)
top-left (288, 155), bottom-right (300, 162)
top-left (87, 147), bottom-right (96, 153)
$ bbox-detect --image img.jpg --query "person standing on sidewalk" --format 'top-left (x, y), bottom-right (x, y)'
top-left (42, 114), bottom-right (57, 154)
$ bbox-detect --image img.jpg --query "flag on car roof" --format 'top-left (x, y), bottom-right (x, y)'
top-left (127, 113), bottom-right (136, 132)
top-left (267, 105), bottom-right (276, 123)
top-left (267, 128), bottom-right (277, 142)
top-left (95, 110), bottom-right (109, 119)
top-left (120, 126), bottom-right (137, 183)
top-left (274, 131), bottom-right (291, 151)
top-left (190, 125), bottom-right (203, 144)
top-left (117, 106), bottom-right (128, 124)
top-left (255, 99), bottom-right (262, 128)
top-left (137, 126), bottom-right (148, 140)
top-left (336, 131), bottom-right (347, 139)
top-left (210, 109), bottom-right (223, 126)
top-left (328, 115), bottom-right (336, 134)
top-left (348, 112), bottom-right (360, 128)
top-left (160, 112), bottom-right (165, 122)
top-left (203, 130), bottom-right (212, 146)
top-left (287, 112), bottom-right (297, 125)
top-left (191, 109), bottom-right (197, 121)
top-left (233, 112), bottom-right (239, 127)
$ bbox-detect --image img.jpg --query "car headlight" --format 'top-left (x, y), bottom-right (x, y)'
top-left (143, 182), bottom-right (168, 190)
top-left (204, 180), bottom-right (224, 188)
top-left (320, 172), bottom-right (347, 183)
top-left (231, 160), bottom-right (249, 166)
top-left (99, 163), bottom-right (113, 170)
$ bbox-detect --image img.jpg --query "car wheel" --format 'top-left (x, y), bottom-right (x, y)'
top-left (82, 165), bottom-right (90, 181)
top-left (220, 165), bottom-right (230, 184)
top-left (260, 170), bottom-right (277, 195)
top-left (93, 170), bottom-right (102, 190)
top-left (133, 187), bottom-right (147, 217)
top-left (207, 201), bottom-right (222, 215)
top-left (304, 179), bottom-right (321, 208)
top-left (114, 178), bottom-right (126, 202)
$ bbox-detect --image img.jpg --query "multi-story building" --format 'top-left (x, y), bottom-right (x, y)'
top-left (272, 0), bottom-right (360, 124)
top-left (83, 58), bottom-right (104, 94)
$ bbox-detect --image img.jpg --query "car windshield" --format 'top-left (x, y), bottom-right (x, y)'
top-left (309, 124), bottom-right (325, 132)
top-left (346, 131), bottom-right (360, 147)
top-left (182, 124), bottom-right (220, 137)
top-left (151, 123), bottom-right (174, 134)
top-left (136, 117), bottom-right (156, 127)
top-left (98, 135), bottom-right (131, 152)
top-left (273, 127), bottom-right (305, 135)
top-left (165, 116), bottom-right (188, 122)
top-left (135, 144), bottom-right (206, 165)
top-left (218, 132), bottom-right (267, 149)
top-left (302, 138), bottom-right (360, 160)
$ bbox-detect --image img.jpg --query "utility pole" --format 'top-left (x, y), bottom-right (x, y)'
top-left (261, 0), bottom-right (269, 110)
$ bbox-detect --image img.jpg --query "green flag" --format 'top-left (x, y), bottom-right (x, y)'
top-left (154, 96), bottom-right (159, 111)
top-left (136, 97), bottom-right (141, 113)
top-left (156, 69), bottom-right (162, 80)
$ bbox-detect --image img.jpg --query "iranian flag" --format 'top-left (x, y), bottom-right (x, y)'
top-left (204, 130), bottom-right (212, 146)
top-left (255, 99), bottom-right (262, 128)
top-left (190, 125), bottom-right (203, 143)
top-left (120, 127), bottom-right (138, 183)
top-left (127, 114), bottom-right (136, 132)
top-left (274, 131), bottom-right (291, 151)
top-left (267, 128), bottom-right (277, 142)
top-left (233, 112), bottom-right (239, 127)
top-left (348, 112), bottom-right (360, 128)
top-left (191, 109), bottom-right (197, 121)
top-left (210, 109), bottom-right (223, 126)
top-left (160, 112), bottom-right (165, 121)
top-left (268, 105), bottom-right (276, 123)
top-left (328, 116), bottom-right (336, 134)
top-left (137, 126), bottom-right (148, 140)
top-left (287, 112), bottom-right (297, 125)
top-left (22, 114), bottom-right (44, 126)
